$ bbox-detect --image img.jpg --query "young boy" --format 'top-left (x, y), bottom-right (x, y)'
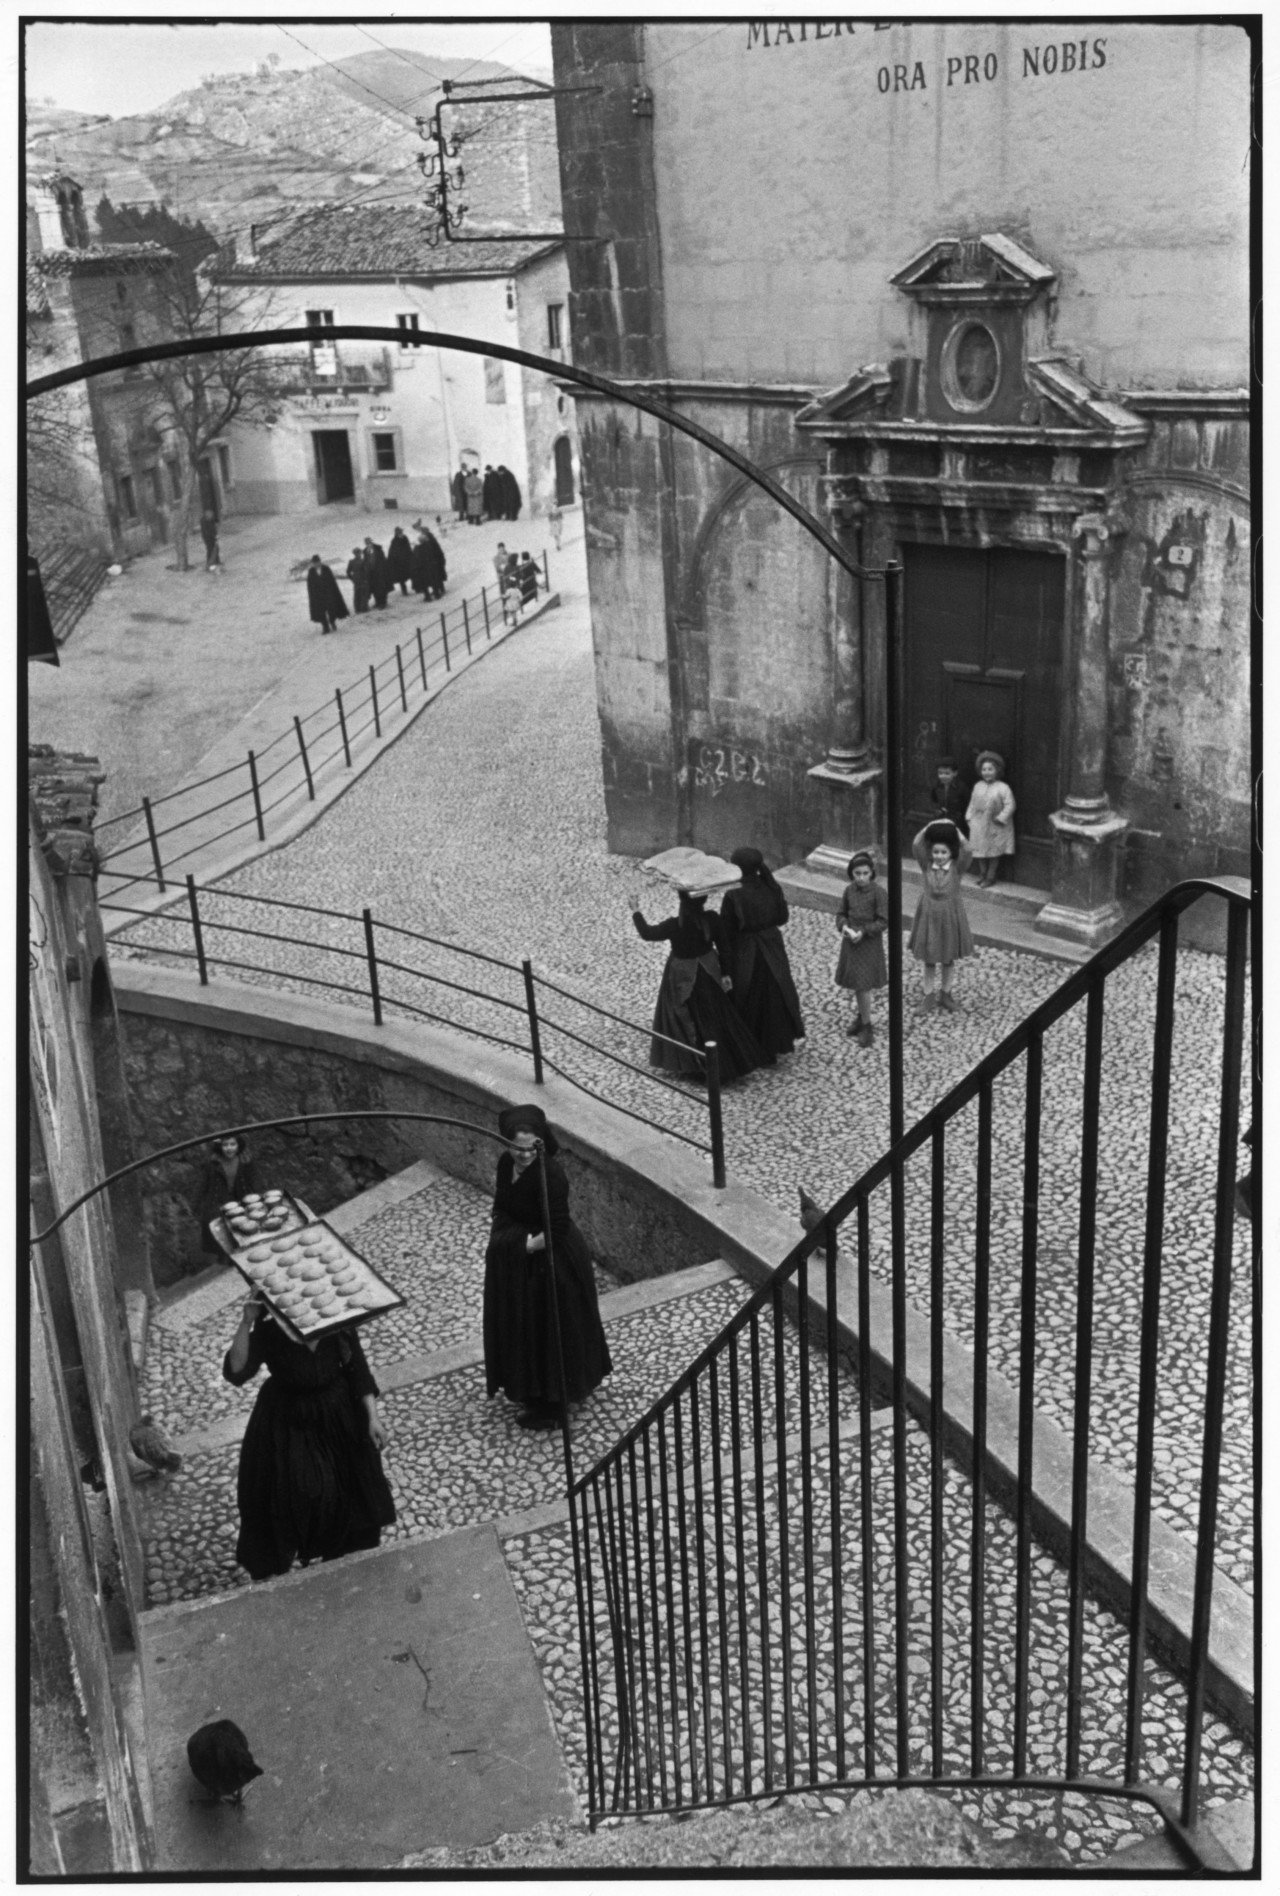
top-left (930, 756), bottom-right (970, 836)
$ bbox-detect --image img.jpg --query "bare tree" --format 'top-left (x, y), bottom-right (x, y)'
top-left (137, 268), bottom-right (289, 572)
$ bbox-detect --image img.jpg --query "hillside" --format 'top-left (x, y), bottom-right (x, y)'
top-left (25, 49), bottom-right (561, 245)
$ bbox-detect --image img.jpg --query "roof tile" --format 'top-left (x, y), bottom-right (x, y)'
top-left (214, 204), bottom-right (558, 281)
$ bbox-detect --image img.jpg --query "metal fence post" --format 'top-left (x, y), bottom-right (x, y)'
top-left (705, 1041), bottom-right (726, 1188)
top-left (141, 796), bottom-right (166, 892)
top-left (462, 598), bottom-right (472, 654)
top-left (293, 715), bottom-right (315, 800)
top-left (481, 585), bottom-right (491, 638)
top-left (416, 625), bottom-right (428, 690)
top-left (185, 874), bottom-right (208, 984)
top-left (362, 908), bottom-right (383, 1026)
top-left (395, 644), bottom-right (408, 712)
top-left (543, 547), bottom-right (550, 590)
top-left (335, 689), bottom-right (351, 767)
top-left (247, 751), bottom-right (265, 840)
top-left (369, 665), bottom-right (381, 738)
top-left (440, 613), bottom-right (451, 671)
top-left (522, 957), bottom-right (545, 1084)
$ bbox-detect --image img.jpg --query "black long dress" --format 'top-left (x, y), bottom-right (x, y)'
top-left (719, 879), bottom-right (805, 1061)
top-left (483, 1153), bottom-right (611, 1407)
top-left (224, 1318), bottom-right (395, 1580)
top-left (195, 1153), bottom-right (262, 1256)
top-left (387, 529), bottom-right (413, 594)
top-left (633, 906), bottom-right (763, 1082)
top-left (306, 563), bottom-right (348, 629)
top-left (365, 542), bottom-right (390, 608)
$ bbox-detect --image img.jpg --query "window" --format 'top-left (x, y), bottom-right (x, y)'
top-left (118, 318), bottom-right (137, 352)
top-left (146, 467), bottom-right (163, 507)
top-left (396, 312), bottom-right (421, 348)
top-left (216, 444), bottom-right (232, 488)
top-left (306, 309), bottom-right (337, 376)
top-left (304, 308), bottom-right (335, 329)
top-left (483, 357), bottom-right (506, 405)
top-left (371, 431), bottom-right (398, 473)
top-left (117, 473), bottom-right (137, 519)
top-left (547, 303), bottom-right (564, 352)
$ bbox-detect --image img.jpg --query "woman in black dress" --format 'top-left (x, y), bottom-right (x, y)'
top-left (719, 846), bottom-right (805, 1063)
top-left (223, 1295), bottom-right (395, 1580)
top-left (483, 1105), bottom-right (612, 1430)
top-left (194, 1134), bottom-right (262, 1259)
top-left (631, 885), bottom-right (763, 1082)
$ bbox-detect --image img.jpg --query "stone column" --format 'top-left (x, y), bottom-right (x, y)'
top-left (1036, 511), bottom-right (1129, 947)
top-left (803, 485), bottom-right (882, 879)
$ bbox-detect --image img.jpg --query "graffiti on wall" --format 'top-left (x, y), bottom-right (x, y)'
top-left (692, 742), bottom-right (768, 796)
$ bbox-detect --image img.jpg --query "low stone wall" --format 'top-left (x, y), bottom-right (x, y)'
top-left (113, 965), bottom-right (754, 1292)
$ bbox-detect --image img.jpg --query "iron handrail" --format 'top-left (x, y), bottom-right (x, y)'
top-left (567, 877), bottom-right (1252, 1864)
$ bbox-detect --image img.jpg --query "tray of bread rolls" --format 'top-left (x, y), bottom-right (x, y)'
top-left (210, 1187), bottom-right (312, 1257)
top-left (230, 1218), bottom-right (404, 1341)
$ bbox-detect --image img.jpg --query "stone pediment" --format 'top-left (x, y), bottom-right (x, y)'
top-left (890, 231), bottom-right (1057, 306)
top-left (796, 353), bottom-right (1146, 444)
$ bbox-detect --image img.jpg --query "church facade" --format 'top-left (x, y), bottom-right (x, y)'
top-left (550, 20), bottom-right (1251, 940)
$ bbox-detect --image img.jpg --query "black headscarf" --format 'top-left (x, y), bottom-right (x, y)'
top-left (730, 845), bottom-right (786, 921)
top-left (497, 1104), bottom-right (560, 1156)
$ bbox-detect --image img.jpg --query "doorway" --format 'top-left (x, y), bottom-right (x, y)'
top-left (313, 430), bottom-right (354, 504)
top-left (553, 434), bottom-right (575, 506)
top-left (902, 543), bottom-right (1065, 887)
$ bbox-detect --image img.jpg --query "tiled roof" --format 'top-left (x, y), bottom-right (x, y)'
top-left (213, 205), bottom-right (559, 281)
top-left (34, 242), bottom-right (173, 278)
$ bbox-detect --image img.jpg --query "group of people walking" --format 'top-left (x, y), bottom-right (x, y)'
top-left (452, 462), bottom-right (522, 526)
top-left (306, 525), bottom-right (448, 633)
top-left (632, 752), bottom-right (1017, 1071)
top-left (216, 1100), bottom-right (611, 1580)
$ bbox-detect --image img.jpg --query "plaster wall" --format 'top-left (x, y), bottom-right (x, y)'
top-left (644, 20), bottom-right (1249, 391)
top-left (224, 275), bottom-right (541, 518)
top-left (513, 247), bottom-right (578, 518)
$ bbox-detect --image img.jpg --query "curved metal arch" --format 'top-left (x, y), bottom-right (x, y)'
top-left (26, 324), bottom-right (883, 585)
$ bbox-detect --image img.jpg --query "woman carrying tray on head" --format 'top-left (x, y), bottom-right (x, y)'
top-left (223, 1292), bottom-right (395, 1581)
top-left (483, 1104), bottom-right (612, 1431)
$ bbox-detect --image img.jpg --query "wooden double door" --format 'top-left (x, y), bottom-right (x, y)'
top-left (902, 543), bottom-right (1065, 889)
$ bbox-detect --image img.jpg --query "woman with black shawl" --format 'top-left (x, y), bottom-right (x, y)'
top-left (719, 846), bottom-right (806, 1062)
top-left (631, 884), bottom-right (763, 1083)
top-left (483, 1105), bottom-right (612, 1430)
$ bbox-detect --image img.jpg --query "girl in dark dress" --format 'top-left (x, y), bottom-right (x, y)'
top-left (194, 1134), bottom-right (262, 1257)
top-left (909, 820), bottom-right (974, 1013)
top-left (834, 851), bottom-right (890, 1048)
top-left (632, 886), bottom-right (763, 1082)
top-left (223, 1296), bottom-right (395, 1580)
top-left (483, 1105), bottom-right (612, 1430)
top-left (719, 845), bottom-right (805, 1062)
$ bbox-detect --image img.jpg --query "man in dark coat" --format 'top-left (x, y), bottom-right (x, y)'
top-left (482, 464), bottom-right (504, 521)
top-left (386, 526), bottom-right (413, 596)
top-left (200, 511), bottom-right (222, 570)
top-left (346, 547), bottom-right (370, 613)
top-left (451, 466), bottom-right (468, 521)
top-left (496, 465), bottom-right (522, 520)
top-left (516, 550), bottom-right (540, 606)
top-left (411, 529), bottom-right (446, 600)
top-left (364, 537), bottom-right (390, 609)
top-left (306, 554), bottom-right (348, 633)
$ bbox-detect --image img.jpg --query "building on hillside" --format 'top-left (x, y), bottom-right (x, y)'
top-left (26, 172), bottom-right (193, 561)
top-left (209, 207), bottom-right (581, 523)
top-left (28, 749), bottom-right (157, 1871)
top-left (549, 21), bottom-right (1252, 942)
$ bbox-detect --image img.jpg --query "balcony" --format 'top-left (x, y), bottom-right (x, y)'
top-left (277, 344), bottom-right (393, 396)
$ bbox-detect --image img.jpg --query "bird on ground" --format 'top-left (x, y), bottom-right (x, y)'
top-left (186, 1720), bottom-right (263, 1806)
top-left (129, 1415), bottom-right (182, 1475)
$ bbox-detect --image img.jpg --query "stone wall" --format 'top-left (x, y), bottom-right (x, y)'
top-left (115, 968), bottom-right (737, 1292)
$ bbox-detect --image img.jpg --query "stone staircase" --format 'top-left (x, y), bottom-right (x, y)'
top-left (133, 1158), bottom-right (1253, 1872)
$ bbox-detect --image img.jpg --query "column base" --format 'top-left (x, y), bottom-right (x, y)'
top-left (1035, 807), bottom-right (1129, 949)
top-left (804, 762), bottom-right (882, 874)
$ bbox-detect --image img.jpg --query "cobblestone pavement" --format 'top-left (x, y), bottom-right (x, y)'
top-left (119, 558), bottom-right (1254, 1597)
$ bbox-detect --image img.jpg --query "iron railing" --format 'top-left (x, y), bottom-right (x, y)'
top-left (568, 879), bottom-right (1252, 1865)
top-left (92, 550), bottom-right (552, 898)
top-left (102, 876), bottom-right (728, 1188)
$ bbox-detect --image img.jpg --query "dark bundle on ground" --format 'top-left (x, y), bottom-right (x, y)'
top-left (186, 1720), bottom-right (263, 1805)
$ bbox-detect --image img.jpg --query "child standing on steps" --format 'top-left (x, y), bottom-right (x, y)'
top-left (834, 851), bottom-right (889, 1047)
top-left (908, 821), bottom-right (974, 1013)
top-left (965, 750), bottom-right (1016, 887)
